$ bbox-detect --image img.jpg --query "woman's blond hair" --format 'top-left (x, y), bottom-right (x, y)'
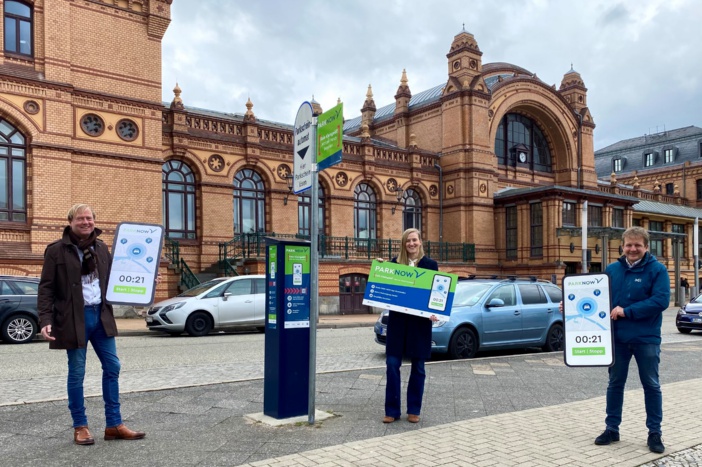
top-left (397, 228), bottom-right (425, 266)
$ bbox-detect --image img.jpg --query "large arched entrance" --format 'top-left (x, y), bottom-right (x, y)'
top-left (338, 274), bottom-right (369, 314)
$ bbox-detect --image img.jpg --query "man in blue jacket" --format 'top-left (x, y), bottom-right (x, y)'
top-left (595, 226), bottom-right (670, 453)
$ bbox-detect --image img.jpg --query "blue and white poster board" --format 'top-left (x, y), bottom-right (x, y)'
top-left (362, 260), bottom-right (457, 323)
top-left (562, 273), bottom-right (614, 367)
top-left (106, 222), bottom-right (164, 306)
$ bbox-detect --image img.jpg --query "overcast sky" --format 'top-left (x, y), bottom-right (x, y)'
top-left (162, 0), bottom-right (702, 151)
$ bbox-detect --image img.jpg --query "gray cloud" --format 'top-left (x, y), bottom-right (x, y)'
top-left (162, 0), bottom-right (702, 150)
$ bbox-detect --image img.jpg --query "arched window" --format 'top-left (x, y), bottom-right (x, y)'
top-left (233, 169), bottom-right (265, 234)
top-left (4, 1), bottom-right (33, 57)
top-left (297, 183), bottom-right (325, 238)
top-left (162, 160), bottom-right (196, 239)
top-left (0, 118), bottom-right (26, 222)
top-left (494, 113), bottom-right (552, 172)
top-left (402, 188), bottom-right (422, 232)
top-left (354, 183), bottom-right (377, 239)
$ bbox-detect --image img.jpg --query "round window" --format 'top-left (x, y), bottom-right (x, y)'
top-left (80, 113), bottom-right (105, 137)
top-left (116, 119), bottom-right (139, 142)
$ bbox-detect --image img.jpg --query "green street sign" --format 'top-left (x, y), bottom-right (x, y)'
top-left (317, 102), bottom-right (343, 170)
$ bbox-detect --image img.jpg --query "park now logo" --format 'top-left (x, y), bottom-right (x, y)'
top-left (566, 277), bottom-right (604, 287)
top-left (123, 227), bottom-right (157, 234)
top-left (374, 265), bottom-right (426, 279)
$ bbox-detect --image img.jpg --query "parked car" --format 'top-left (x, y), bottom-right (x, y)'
top-left (145, 275), bottom-right (266, 336)
top-left (0, 275), bottom-right (40, 344)
top-left (374, 277), bottom-right (564, 359)
top-left (676, 294), bottom-right (702, 333)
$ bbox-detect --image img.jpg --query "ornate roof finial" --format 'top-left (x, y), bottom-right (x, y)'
top-left (462, 23), bottom-right (465, 31)
top-left (366, 84), bottom-right (373, 100)
top-left (400, 69), bottom-right (408, 86)
top-left (409, 133), bottom-right (417, 148)
top-left (337, 97), bottom-right (341, 105)
top-left (633, 174), bottom-right (640, 190)
top-left (170, 82), bottom-right (184, 110)
top-left (360, 123), bottom-right (370, 139)
top-left (310, 95), bottom-right (323, 116)
top-left (610, 172), bottom-right (617, 185)
top-left (244, 96), bottom-right (255, 122)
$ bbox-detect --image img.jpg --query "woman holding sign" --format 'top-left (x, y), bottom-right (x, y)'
top-left (382, 228), bottom-right (438, 424)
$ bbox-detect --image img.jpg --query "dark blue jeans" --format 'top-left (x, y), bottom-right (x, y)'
top-left (66, 304), bottom-right (122, 428)
top-left (385, 354), bottom-right (426, 418)
top-left (605, 343), bottom-right (662, 435)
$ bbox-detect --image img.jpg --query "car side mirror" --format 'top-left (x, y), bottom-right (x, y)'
top-left (222, 292), bottom-right (232, 301)
top-left (486, 298), bottom-right (505, 308)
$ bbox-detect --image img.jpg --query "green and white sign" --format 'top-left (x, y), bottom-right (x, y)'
top-left (362, 260), bottom-right (457, 322)
top-left (316, 102), bottom-right (343, 170)
top-left (284, 245), bottom-right (311, 329)
top-left (106, 222), bottom-right (164, 306)
top-left (268, 245), bottom-right (278, 327)
top-left (562, 273), bottom-right (614, 367)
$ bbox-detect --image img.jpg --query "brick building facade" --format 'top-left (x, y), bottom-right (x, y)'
top-left (1, 1), bottom-right (697, 313)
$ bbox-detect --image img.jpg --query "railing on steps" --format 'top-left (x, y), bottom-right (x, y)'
top-left (218, 233), bottom-right (476, 263)
top-left (164, 236), bottom-right (180, 265)
top-left (180, 258), bottom-right (199, 290)
top-left (221, 259), bottom-right (239, 277)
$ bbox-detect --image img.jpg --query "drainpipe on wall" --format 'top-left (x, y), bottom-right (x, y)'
top-left (434, 162), bottom-right (443, 243)
top-left (576, 113), bottom-right (583, 190)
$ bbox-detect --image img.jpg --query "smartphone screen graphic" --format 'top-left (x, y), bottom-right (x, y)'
top-left (428, 274), bottom-right (452, 311)
top-left (293, 263), bottom-right (302, 285)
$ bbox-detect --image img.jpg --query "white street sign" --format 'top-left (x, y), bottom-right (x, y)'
top-left (293, 102), bottom-right (313, 194)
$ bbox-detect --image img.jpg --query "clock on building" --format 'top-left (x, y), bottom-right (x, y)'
top-left (518, 151), bottom-right (527, 163)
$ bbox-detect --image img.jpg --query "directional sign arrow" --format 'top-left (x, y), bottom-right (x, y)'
top-left (297, 146), bottom-right (308, 160)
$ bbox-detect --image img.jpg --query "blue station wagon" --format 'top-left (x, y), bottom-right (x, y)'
top-left (374, 277), bottom-right (564, 359)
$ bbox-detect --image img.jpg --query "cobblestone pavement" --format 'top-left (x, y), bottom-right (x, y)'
top-left (1, 337), bottom-right (701, 466)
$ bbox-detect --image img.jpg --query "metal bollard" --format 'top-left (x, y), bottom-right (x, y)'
top-left (678, 287), bottom-right (687, 306)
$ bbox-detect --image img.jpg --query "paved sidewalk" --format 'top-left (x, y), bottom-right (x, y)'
top-left (115, 313), bottom-right (380, 336)
top-left (1, 337), bottom-right (701, 466)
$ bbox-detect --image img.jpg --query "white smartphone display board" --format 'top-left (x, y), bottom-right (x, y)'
top-left (562, 273), bottom-right (614, 367)
top-left (106, 222), bottom-right (164, 306)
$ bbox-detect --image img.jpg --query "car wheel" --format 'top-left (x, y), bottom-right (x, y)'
top-left (677, 327), bottom-right (692, 334)
top-left (184, 312), bottom-right (212, 337)
top-left (2, 315), bottom-right (37, 344)
top-left (449, 327), bottom-right (478, 359)
top-left (544, 323), bottom-right (564, 352)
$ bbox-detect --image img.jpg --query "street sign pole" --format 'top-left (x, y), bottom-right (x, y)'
top-left (308, 118), bottom-right (319, 425)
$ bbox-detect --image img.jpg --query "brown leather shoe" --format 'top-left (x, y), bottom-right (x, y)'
top-left (382, 416), bottom-right (396, 423)
top-left (104, 423), bottom-right (145, 441)
top-left (407, 414), bottom-right (420, 423)
top-left (74, 426), bottom-right (95, 445)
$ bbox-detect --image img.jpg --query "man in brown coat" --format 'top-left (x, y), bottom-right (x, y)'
top-left (38, 204), bottom-right (145, 445)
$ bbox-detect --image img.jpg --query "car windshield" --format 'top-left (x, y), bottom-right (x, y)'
top-left (692, 294), bottom-right (702, 304)
top-left (453, 282), bottom-right (493, 307)
top-left (177, 279), bottom-right (228, 297)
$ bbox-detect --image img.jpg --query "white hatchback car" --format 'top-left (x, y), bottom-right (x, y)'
top-left (145, 275), bottom-right (266, 336)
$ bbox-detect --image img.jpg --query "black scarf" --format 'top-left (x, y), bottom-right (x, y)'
top-left (68, 229), bottom-right (99, 276)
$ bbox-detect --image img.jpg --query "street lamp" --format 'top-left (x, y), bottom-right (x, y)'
top-left (391, 187), bottom-right (404, 215)
top-left (283, 175), bottom-right (294, 205)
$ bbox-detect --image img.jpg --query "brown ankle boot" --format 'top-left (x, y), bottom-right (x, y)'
top-left (74, 426), bottom-right (95, 445)
top-left (104, 423), bottom-right (145, 440)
